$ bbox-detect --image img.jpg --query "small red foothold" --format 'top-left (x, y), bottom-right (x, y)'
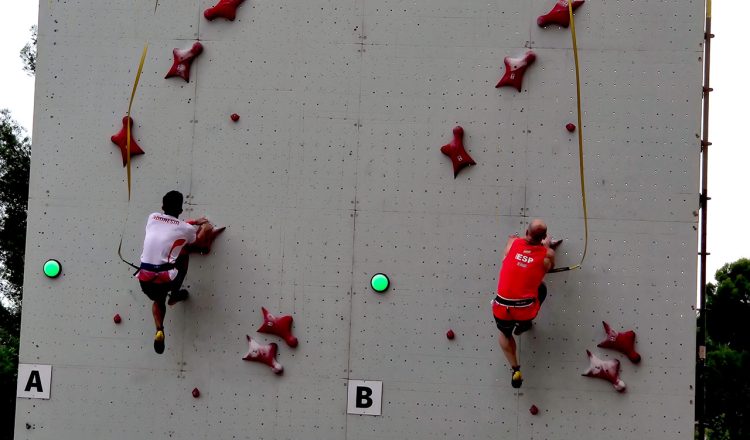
top-left (192, 388), bottom-right (200, 398)
top-left (230, 113), bottom-right (240, 122)
top-left (566, 123), bottom-right (576, 132)
top-left (113, 314), bottom-right (122, 324)
top-left (496, 51), bottom-right (536, 92)
top-left (529, 404), bottom-right (539, 415)
top-left (446, 329), bottom-right (455, 340)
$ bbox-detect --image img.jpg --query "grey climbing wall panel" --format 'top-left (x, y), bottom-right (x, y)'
top-left (16, 0), bottom-right (701, 439)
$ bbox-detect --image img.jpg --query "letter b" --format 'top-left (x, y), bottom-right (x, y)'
top-left (356, 386), bottom-right (373, 408)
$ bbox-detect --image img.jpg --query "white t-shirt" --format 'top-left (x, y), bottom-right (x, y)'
top-left (140, 213), bottom-right (198, 279)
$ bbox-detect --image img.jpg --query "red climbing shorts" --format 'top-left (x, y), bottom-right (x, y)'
top-left (492, 283), bottom-right (547, 337)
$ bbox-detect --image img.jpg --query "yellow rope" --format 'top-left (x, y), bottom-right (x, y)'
top-left (118, 43), bottom-right (149, 270)
top-left (125, 43), bottom-right (149, 200)
top-left (551, 1), bottom-right (588, 273)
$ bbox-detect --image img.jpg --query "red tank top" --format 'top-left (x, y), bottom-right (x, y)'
top-left (497, 238), bottom-right (548, 299)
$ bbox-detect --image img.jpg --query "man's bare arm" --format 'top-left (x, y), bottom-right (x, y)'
top-left (544, 247), bottom-right (556, 272)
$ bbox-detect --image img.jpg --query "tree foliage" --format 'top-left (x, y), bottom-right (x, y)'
top-left (703, 258), bottom-right (750, 439)
top-left (20, 25), bottom-right (37, 76)
top-left (0, 109), bottom-right (29, 440)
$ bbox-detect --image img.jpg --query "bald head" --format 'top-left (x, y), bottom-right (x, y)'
top-left (526, 219), bottom-right (547, 244)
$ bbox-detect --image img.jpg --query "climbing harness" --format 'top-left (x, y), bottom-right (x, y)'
top-left (117, 43), bottom-right (149, 271)
top-left (549, 1), bottom-right (589, 274)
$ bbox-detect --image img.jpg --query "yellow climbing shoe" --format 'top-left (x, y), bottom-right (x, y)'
top-left (154, 330), bottom-right (165, 354)
top-left (511, 369), bottom-right (523, 388)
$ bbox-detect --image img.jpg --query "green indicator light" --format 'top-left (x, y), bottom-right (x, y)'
top-left (370, 273), bottom-right (390, 293)
top-left (43, 259), bottom-right (62, 278)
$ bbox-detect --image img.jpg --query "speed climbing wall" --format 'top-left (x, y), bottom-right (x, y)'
top-left (16, 0), bottom-right (702, 439)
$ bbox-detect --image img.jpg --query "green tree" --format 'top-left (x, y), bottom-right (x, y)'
top-left (0, 109), bottom-right (30, 440)
top-left (703, 258), bottom-right (750, 439)
top-left (19, 25), bottom-right (37, 76)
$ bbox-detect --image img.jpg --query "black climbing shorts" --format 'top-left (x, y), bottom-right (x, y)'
top-left (139, 281), bottom-right (172, 304)
top-left (493, 283), bottom-right (547, 338)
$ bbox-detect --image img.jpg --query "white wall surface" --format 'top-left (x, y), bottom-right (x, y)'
top-left (16, 0), bottom-right (701, 438)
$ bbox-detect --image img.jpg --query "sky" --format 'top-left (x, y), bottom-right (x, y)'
top-left (0, 1), bottom-right (747, 284)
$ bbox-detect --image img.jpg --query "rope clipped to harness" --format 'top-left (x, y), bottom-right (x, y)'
top-left (117, 43), bottom-right (149, 271)
top-left (550, 1), bottom-right (588, 274)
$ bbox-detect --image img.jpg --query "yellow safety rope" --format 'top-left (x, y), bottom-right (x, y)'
top-left (550, 1), bottom-right (588, 273)
top-left (118, 43), bottom-right (149, 270)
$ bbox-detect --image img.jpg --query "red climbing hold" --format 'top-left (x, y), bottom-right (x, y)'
top-left (165, 42), bottom-right (204, 82)
top-left (582, 350), bottom-right (626, 392)
top-left (440, 126), bottom-right (476, 178)
top-left (566, 123), bottom-right (576, 132)
top-left (192, 388), bottom-right (200, 398)
top-left (597, 321), bottom-right (641, 363)
top-left (204, 0), bottom-right (246, 21)
top-left (242, 335), bottom-right (284, 375)
top-left (184, 220), bottom-right (226, 255)
top-left (257, 307), bottom-right (298, 348)
top-left (230, 113), bottom-right (240, 122)
top-left (529, 405), bottom-right (539, 415)
top-left (110, 116), bottom-right (145, 167)
top-left (446, 329), bottom-right (455, 340)
top-left (495, 51), bottom-right (536, 92)
top-left (113, 313), bottom-right (122, 324)
top-left (537, 0), bottom-right (585, 28)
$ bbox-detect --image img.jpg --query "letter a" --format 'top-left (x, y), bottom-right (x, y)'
top-left (25, 370), bottom-right (43, 393)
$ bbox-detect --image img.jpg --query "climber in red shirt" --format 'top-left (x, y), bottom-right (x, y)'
top-left (493, 219), bottom-right (561, 388)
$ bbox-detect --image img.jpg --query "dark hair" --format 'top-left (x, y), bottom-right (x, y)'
top-left (162, 191), bottom-right (183, 216)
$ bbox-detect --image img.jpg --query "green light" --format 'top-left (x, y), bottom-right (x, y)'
top-left (43, 259), bottom-right (61, 278)
top-left (370, 273), bottom-right (390, 293)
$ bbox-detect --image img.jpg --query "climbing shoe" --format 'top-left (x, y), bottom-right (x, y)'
top-left (167, 289), bottom-right (189, 306)
top-left (511, 368), bottom-right (523, 389)
top-left (154, 329), bottom-right (165, 354)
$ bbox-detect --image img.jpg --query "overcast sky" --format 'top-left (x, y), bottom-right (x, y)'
top-left (0, 1), bottom-right (746, 284)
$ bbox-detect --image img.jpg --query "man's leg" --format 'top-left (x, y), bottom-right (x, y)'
top-left (141, 281), bottom-right (168, 354)
top-left (498, 331), bottom-right (519, 368)
top-left (167, 253), bottom-right (190, 305)
top-left (496, 317), bottom-right (523, 388)
top-left (152, 300), bottom-right (166, 331)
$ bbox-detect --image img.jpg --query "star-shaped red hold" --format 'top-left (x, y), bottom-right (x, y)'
top-left (597, 321), bottom-right (641, 363)
top-left (440, 126), bottom-right (476, 178)
top-left (537, 0), bottom-right (585, 28)
top-left (257, 307), bottom-right (298, 348)
top-left (165, 42), bottom-right (204, 82)
top-left (242, 335), bottom-right (284, 375)
top-left (582, 350), bottom-right (626, 392)
top-left (204, 0), bottom-right (246, 21)
top-left (496, 51), bottom-right (536, 92)
top-left (110, 116), bottom-right (145, 167)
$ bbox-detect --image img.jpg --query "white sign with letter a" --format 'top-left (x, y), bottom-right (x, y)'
top-left (347, 380), bottom-right (382, 416)
top-left (17, 364), bottom-right (52, 399)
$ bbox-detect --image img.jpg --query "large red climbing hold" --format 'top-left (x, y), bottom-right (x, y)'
top-left (597, 321), bottom-right (641, 363)
top-left (257, 307), bottom-right (298, 348)
top-left (582, 350), bottom-right (626, 392)
top-left (165, 42), bottom-right (204, 82)
top-left (495, 51), bottom-right (536, 92)
top-left (440, 126), bottom-right (476, 178)
top-left (184, 220), bottom-right (226, 255)
top-left (537, 0), bottom-right (585, 28)
top-left (242, 335), bottom-right (284, 375)
top-left (204, 0), bottom-right (246, 21)
top-left (110, 116), bottom-right (145, 166)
